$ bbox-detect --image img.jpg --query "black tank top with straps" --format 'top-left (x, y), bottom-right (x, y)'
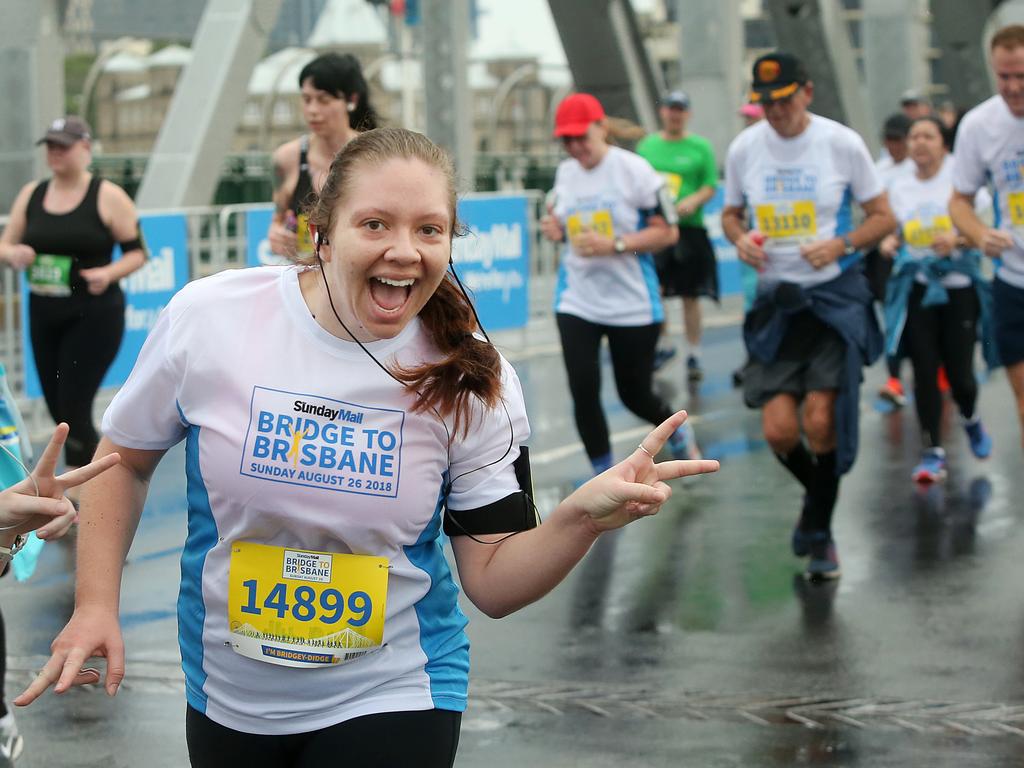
top-left (289, 134), bottom-right (315, 215)
top-left (22, 176), bottom-right (120, 298)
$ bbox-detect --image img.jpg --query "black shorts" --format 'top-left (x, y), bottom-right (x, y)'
top-left (186, 706), bottom-right (461, 768)
top-left (742, 309), bottom-right (845, 407)
top-left (994, 275), bottom-right (1024, 366)
top-left (654, 225), bottom-right (719, 300)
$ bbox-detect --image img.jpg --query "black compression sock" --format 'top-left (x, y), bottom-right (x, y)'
top-left (774, 442), bottom-right (815, 491)
top-left (805, 451), bottom-right (839, 533)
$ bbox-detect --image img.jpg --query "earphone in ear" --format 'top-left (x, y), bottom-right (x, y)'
top-left (347, 102), bottom-right (356, 113)
top-left (314, 231), bottom-right (321, 245)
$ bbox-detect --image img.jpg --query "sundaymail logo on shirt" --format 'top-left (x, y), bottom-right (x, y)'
top-left (763, 167), bottom-right (818, 199)
top-left (240, 386), bottom-right (404, 497)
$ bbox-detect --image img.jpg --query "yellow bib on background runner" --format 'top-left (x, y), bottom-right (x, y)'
top-left (903, 215), bottom-right (953, 250)
top-left (660, 172), bottom-right (683, 200)
top-left (755, 201), bottom-right (818, 243)
top-left (27, 254), bottom-right (73, 297)
top-left (566, 209), bottom-right (616, 240)
top-left (295, 213), bottom-right (315, 255)
top-left (228, 541), bottom-right (389, 668)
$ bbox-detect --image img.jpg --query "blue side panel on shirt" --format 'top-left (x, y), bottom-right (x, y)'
top-left (835, 186), bottom-right (861, 272)
top-left (553, 256), bottom-right (569, 313)
top-left (635, 210), bottom-right (664, 323)
top-left (177, 403), bottom-right (219, 714)
top-left (404, 483), bottom-right (471, 710)
top-left (638, 252), bottom-right (664, 323)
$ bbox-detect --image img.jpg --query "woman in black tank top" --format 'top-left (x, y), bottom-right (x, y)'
top-left (0, 116), bottom-right (147, 471)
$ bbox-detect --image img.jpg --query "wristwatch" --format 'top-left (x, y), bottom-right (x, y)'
top-left (0, 534), bottom-right (27, 569)
top-left (841, 234), bottom-right (856, 256)
top-left (613, 238), bottom-right (627, 254)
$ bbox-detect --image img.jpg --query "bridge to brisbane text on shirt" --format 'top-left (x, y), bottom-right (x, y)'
top-left (240, 386), bottom-right (405, 498)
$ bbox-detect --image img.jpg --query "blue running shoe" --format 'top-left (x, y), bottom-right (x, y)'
top-left (964, 418), bottom-right (993, 459)
top-left (805, 533), bottom-right (841, 580)
top-left (686, 355), bottom-right (703, 382)
top-left (668, 421), bottom-right (702, 461)
top-left (912, 447), bottom-right (947, 484)
top-left (652, 346), bottom-right (676, 371)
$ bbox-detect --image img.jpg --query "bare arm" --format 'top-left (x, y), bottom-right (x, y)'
top-left (799, 192), bottom-right (898, 269)
top-left (676, 184), bottom-right (716, 217)
top-left (722, 204), bottom-right (767, 270)
top-left (0, 182), bottom-right (39, 268)
top-left (950, 189), bottom-right (1013, 257)
top-left (451, 413), bottom-right (719, 618)
top-left (83, 182), bottom-right (147, 292)
top-left (269, 143), bottom-right (299, 258)
top-left (16, 438), bottom-right (166, 704)
top-left (572, 214), bottom-right (678, 257)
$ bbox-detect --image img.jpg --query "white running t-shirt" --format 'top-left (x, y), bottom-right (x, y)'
top-left (725, 114), bottom-right (884, 286)
top-left (889, 155), bottom-right (970, 289)
top-left (951, 94), bottom-right (1024, 289)
top-left (102, 266), bottom-right (530, 735)
top-left (552, 145), bottom-right (666, 326)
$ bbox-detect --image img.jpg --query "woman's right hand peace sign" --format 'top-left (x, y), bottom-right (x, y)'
top-left (0, 422), bottom-right (120, 539)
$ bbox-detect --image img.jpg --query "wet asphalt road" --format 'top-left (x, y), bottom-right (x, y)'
top-left (4, 301), bottom-right (1024, 767)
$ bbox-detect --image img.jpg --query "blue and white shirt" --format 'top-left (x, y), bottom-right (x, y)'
top-left (102, 266), bottom-right (529, 735)
top-left (725, 114), bottom-right (883, 287)
top-left (952, 94), bottom-right (1024, 289)
top-left (552, 146), bottom-right (666, 326)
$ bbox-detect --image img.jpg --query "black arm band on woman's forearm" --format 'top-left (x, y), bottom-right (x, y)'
top-left (119, 236), bottom-right (145, 254)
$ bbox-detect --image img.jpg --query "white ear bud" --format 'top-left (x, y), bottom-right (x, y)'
top-left (314, 231), bottom-right (321, 245)
top-left (347, 102), bottom-right (356, 112)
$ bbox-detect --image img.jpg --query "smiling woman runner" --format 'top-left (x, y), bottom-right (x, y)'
top-left (16, 127), bottom-right (718, 768)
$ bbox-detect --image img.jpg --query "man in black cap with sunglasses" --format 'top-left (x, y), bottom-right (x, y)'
top-left (721, 52), bottom-right (895, 581)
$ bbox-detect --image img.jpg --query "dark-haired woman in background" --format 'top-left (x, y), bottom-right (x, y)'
top-left (268, 52), bottom-right (379, 261)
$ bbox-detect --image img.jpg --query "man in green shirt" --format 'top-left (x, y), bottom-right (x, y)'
top-left (637, 91), bottom-right (719, 382)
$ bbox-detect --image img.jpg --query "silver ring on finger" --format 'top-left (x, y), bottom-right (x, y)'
top-left (637, 443), bottom-right (655, 459)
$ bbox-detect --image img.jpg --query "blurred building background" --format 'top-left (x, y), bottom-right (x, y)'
top-left (57, 0), bottom-right (963, 199)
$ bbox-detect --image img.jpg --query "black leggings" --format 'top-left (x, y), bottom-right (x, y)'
top-left (556, 313), bottom-right (673, 460)
top-left (185, 706), bottom-right (461, 768)
top-left (904, 283), bottom-right (979, 447)
top-left (29, 292), bottom-right (124, 466)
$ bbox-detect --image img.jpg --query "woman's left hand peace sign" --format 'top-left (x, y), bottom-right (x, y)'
top-left (568, 411), bottom-right (719, 534)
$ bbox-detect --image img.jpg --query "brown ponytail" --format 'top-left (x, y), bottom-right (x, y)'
top-left (305, 126), bottom-right (503, 435)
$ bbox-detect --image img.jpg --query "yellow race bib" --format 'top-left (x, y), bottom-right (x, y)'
top-left (566, 209), bottom-right (616, 240)
top-left (1008, 192), bottom-right (1024, 228)
top-left (296, 213), bottom-right (315, 254)
top-left (660, 172), bottom-right (683, 200)
top-left (228, 541), bottom-right (389, 668)
top-left (903, 215), bottom-right (953, 250)
top-left (755, 201), bottom-right (818, 243)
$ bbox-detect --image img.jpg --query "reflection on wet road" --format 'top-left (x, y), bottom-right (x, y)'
top-left (5, 318), bottom-right (1024, 767)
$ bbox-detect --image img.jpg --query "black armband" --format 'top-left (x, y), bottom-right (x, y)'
top-left (118, 233), bottom-right (146, 254)
top-left (443, 447), bottom-right (538, 536)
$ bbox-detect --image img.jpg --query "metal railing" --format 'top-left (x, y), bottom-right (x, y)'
top-left (1, 192), bottom-right (559, 437)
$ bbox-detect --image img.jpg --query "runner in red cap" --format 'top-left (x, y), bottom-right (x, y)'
top-left (541, 93), bottom-right (703, 476)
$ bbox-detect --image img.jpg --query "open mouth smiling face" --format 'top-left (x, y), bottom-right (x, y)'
top-left (321, 157), bottom-right (453, 342)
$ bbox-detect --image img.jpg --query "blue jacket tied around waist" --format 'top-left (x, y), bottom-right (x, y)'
top-left (883, 250), bottom-right (998, 370)
top-left (744, 267), bottom-right (883, 476)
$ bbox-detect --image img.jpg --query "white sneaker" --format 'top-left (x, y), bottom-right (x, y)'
top-left (0, 713), bottom-right (24, 763)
